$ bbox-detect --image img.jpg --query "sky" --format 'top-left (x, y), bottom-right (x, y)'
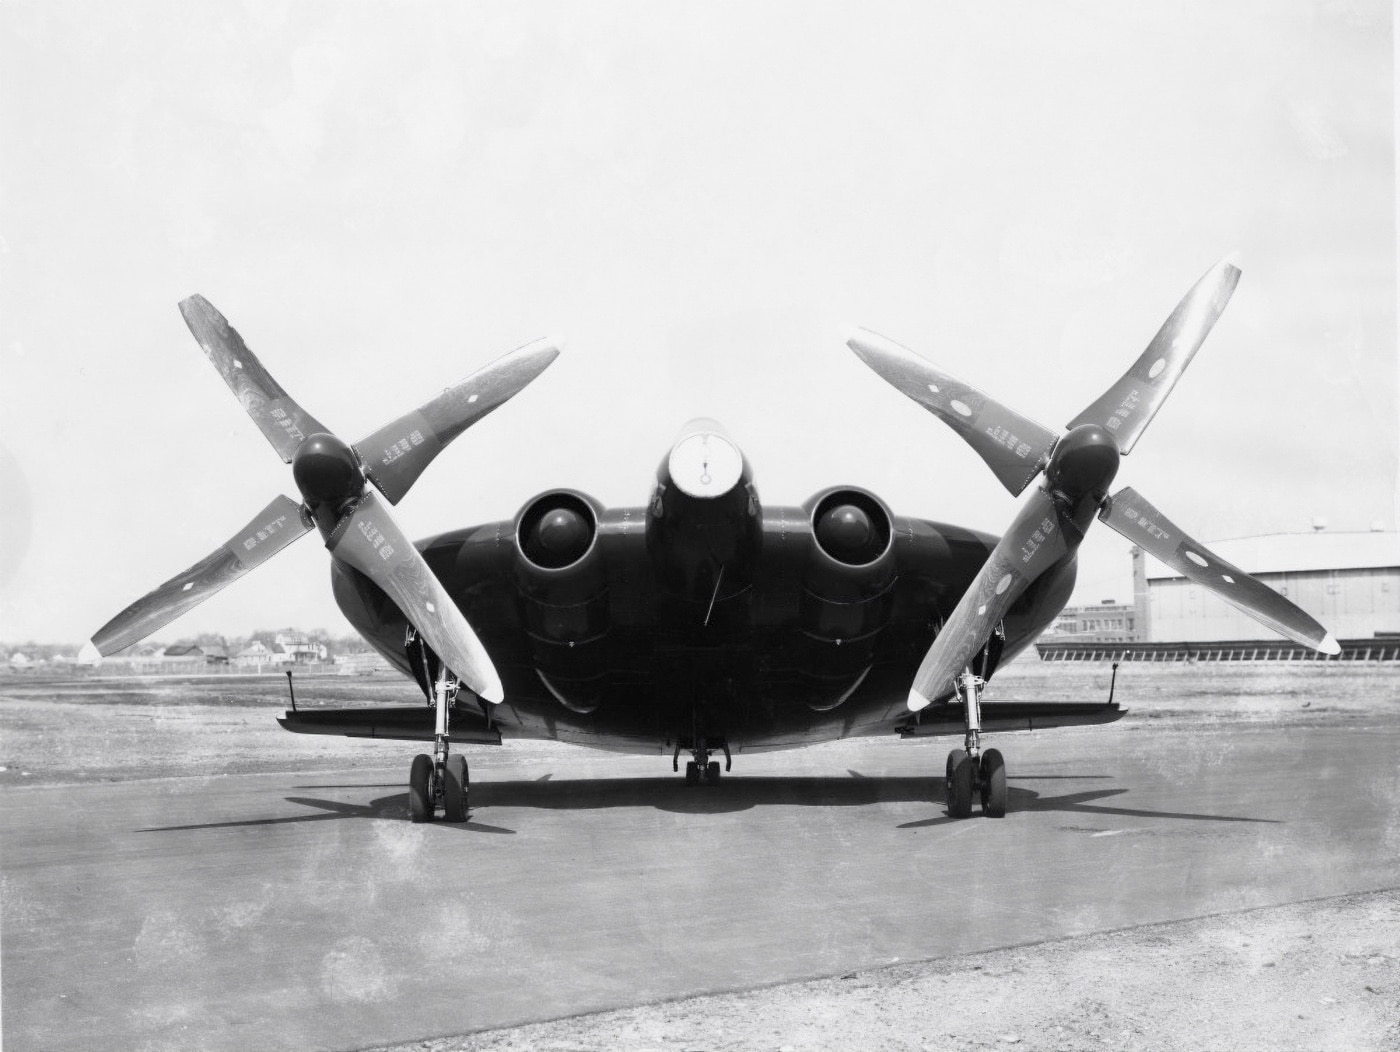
top-left (1, 0), bottom-right (1395, 647)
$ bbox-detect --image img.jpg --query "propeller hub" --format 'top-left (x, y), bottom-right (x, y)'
top-left (531, 508), bottom-right (592, 568)
top-left (292, 433), bottom-right (365, 506)
top-left (816, 503), bottom-right (878, 563)
top-left (1046, 424), bottom-right (1121, 502)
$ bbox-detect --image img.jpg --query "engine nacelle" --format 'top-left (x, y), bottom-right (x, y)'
top-left (514, 490), bottom-right (609, 646)
top-left (646, 418), bottom-right (762, 609)
top-left (799, 487), bottom-right (897, 656)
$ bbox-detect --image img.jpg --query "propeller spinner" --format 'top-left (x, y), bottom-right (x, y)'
top-left (84, 296), bottom-right (562, 705)
top-left (851, 256), bottom-right (1338, 711)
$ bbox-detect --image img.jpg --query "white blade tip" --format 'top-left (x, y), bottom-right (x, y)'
top-left (521, 334), bottom-right (565, 358)
top-left (846, 326), bottom-right (891, 353)
top-left (476, 674), bottom-right (504, 705)
top-left (1318, 633), bottom-right (1341, 656)
top-left (78, 640), bottom-right (102, 665)
top-left (907, 688), bottom-right (930, 712)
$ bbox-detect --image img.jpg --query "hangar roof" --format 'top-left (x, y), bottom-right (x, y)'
top-left (1145, 531), bottom-right (1399, 580)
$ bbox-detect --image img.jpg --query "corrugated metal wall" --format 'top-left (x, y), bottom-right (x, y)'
top-left (1149, 567), bottom-right (1400, 642)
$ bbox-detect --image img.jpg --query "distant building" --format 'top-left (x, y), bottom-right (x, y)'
top-left (101, 643), bottom-right (167, 672)
top-left (235, 641), bottom-right (275, 668)
top-left (1139, 530), bottom-right (1399, 643)
top-left (1038, 528), bottom-right (1400, 661)
top-left (274, 634), bottom-right (328, 664)
top-left (1043, 600), bottom-right (1139, 643)
top-left (162, 644), bottom-right (231, 669)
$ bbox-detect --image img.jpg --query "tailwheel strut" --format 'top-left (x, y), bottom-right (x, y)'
top-left (944, 666), bottom-right (1007, 818)
top-left (679, 737), bottom-right (728, 786)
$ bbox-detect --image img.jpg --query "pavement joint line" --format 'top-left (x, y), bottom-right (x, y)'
top-left (355, 884), bottom-right (1400, 1051)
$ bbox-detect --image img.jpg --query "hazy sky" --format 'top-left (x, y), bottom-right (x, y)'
top-left (2, 0), bottom-right (1395, 646)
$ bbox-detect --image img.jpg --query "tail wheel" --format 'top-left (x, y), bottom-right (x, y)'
top-left (979, 748), bottom-right (1007, 817)
top-left (946, 749), bottom-right (974, 818)
top-left (441, 754), bottom-right (469, 823)
top-left (408, 753), bottom-right (434, 823)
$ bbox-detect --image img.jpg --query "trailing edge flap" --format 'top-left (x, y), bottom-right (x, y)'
top-left (898, 700), bottom-right (1125, 737)
top-left (278, 705), bottom-right (502, 744)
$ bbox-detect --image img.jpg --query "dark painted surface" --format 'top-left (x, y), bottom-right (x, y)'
top-left (330, 502), bottom-right (1080, 753)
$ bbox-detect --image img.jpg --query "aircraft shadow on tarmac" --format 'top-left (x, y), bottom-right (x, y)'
top-left (137, 772), bottom-right (1278, 835)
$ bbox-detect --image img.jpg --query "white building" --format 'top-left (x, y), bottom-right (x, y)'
top-left (1139, 530), bottom-right (1399, 643)
top-left (274, 634), bottom-right (328, 664)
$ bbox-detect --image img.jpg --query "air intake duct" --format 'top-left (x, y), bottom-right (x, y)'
top-left (514, 490), bottom-right (608, 645)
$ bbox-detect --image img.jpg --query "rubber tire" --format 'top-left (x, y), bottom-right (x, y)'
top-left (945, 748), bottom-right (967, 799)
top-left (946, 749), bottom-right (974, 818)
top-left (409, 753), bottom-right (434, 823)
top-left (441, 754), bottom-right (469, 822)
top-left (979, 748), bottom-right (1007, 818)
top-left (705, 760), bottom-right (721, 784)
top-left (685, 761), bottom-right (699, 786)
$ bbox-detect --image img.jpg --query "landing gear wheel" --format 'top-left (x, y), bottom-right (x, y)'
top-left (705, 760), bottom-right (721, 784)
top-left (945, 748), bottom-right (966, 789)
top-left (946, 748), bottom-right (974, 818)
top-left (408, 753), bottom-right (434, 823)
top-left (685, 761), bottom-right (700, 786)
top-left (979, 748), bottom-right (1006, 818)
top-left (441, 754), bottom-right (469, 823)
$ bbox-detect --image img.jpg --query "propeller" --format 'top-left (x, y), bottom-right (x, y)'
top-left (851, 256), bottom-right (1339, 711)
top-left (81, 496), bottom-right (313, 661)
top-left (83, 296), bottom-right (562, 704)
top-left (1098, 487), bottom-right (1336, 653)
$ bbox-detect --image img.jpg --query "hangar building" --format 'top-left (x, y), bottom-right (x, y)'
top-left (1135, 530), bottom-right (1399, 644)
top-left (1038, 528), bottom-right (1399, 661)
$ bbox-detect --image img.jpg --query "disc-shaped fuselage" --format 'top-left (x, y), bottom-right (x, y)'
top-left (328, 421), bottom-right (1078, 753)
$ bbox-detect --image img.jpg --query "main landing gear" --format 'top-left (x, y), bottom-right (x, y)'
top-left (945, 668), bottom-right (1007, 819)
top-left (408, 668), bottom-right (471, 823)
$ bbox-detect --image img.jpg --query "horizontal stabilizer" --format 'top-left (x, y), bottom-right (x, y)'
top-left (278, 705), bottom-right (502, 743)
top-left (898, 700), bottom-right (1126, 737)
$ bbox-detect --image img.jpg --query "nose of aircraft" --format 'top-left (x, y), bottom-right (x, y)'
top-left (666, 418), bottom-right (745, 499)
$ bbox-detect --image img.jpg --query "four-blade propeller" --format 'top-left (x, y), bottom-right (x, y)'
top-left (851, 256), bottom-right (1338, 711)
top-left (84, 297), bottom-right (562, 704)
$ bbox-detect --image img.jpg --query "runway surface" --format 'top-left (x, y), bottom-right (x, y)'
top-left (4, 716), bottom-right (1399, 1051)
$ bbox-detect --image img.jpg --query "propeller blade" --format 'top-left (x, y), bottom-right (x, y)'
top-left (909, 487), bottom-right (1074, 709)
top-left (327, 489), bottom-right (504, 702)
top-left (83, 495), bottom-right (312, 660)
top-left (848, 328), bottom-right (1059, 496)
top-left (1099, 487), bottom-right (1339, 654)
top-left (355, 337), bottom-right (562, 505)
top-left (179, 295), bottom-right (330, 463)
top-left (1067, 256), bottom-right (1241, 454)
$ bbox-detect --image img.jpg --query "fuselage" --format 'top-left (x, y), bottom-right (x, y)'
top-left (330, 419), bottom-right (1077, 754)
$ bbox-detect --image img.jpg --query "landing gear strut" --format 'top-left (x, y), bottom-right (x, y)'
top-left (408, 665), bottom-right (471, 823)
top-left (944, 666), bottom-right (1007, 818)
top-left (675, 738), bottom-right (729, 786)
